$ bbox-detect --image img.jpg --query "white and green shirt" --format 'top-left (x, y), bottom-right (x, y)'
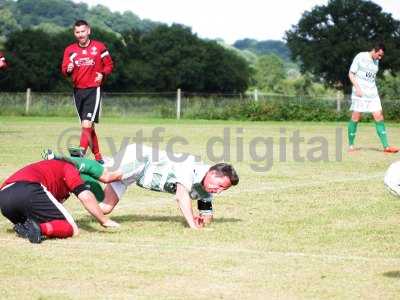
top-left (109, 144), bottom-right (213, 212)
top-left (349, 51), bottom-right (380, 100)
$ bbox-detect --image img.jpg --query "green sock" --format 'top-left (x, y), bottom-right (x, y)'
top-left (348, 120), bottom-right (358, 146)
top-left (375, 121), bottom-right (389, 148)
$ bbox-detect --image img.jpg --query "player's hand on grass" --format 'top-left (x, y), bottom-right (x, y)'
top-left (193, 215), bottom-right (205, 229)
top-left (102, 219), bottom-right (120, 228)
top-left (200, 214), bottom-right (213, 225)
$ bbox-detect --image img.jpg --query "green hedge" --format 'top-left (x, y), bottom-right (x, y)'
top-left (1, 93), bottom-right (400, 122)
top-left (181, 97), bottom-right (350, 121)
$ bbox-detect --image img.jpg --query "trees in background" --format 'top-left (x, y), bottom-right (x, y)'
top-left (0, 24), bottom-right (251, 92)
top-left (285, 0), bottom-right (400, 94)
top-left (1, 0), bottom-right (399, 97)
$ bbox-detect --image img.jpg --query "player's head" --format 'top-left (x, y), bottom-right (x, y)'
top-left (371, 43), bottom-right (385, 60)
top-left (202, 163), bottom-right (239, 194)
top-left (73, 20), bottom-right (91, 46)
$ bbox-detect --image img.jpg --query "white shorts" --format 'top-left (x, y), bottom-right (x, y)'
top-left (109, 144), bottom-right (151, 199)
top-left (350, 97), bottom-right (382, 113)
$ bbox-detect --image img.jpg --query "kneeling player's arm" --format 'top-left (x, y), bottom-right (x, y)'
top-left (176, 183), bottom-right (202, 229)
top-left (99, 184), bottom-right (120, 214)
top-left (74, 186), bottom-right (119, 227)
top-left (198, 200), bottom-right (213, 224)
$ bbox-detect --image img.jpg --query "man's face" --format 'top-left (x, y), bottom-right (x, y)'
top-left (202, 170), bottom-right (232, 194)
top-left (74, 25), bottom-right (91, 46)
top-left (372, 49), bottom-right (384, 60)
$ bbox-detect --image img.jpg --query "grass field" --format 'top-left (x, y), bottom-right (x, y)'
top-left (1, 116), bottom-right (400, 299)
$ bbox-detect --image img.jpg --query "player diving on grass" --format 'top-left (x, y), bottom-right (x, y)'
top-left (347, 43), bottom-right (398, 153)
top-left (43, 143), bottom-right (239, 230)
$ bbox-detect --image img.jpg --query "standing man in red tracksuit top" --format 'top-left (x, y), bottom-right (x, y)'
top-left (0, 160), bottom-right (119, 244)
top-left (61, 20), bottom-right (114, 164)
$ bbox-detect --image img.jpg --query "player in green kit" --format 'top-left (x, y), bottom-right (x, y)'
top-left (348, 43), bottom-right (398, 153)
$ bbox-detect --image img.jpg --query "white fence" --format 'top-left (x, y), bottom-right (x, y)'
top-left (0, 88), bottom-right (374, 120)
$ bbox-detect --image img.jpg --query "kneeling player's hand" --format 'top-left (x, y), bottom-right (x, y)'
top-left (193, 216), bottom-right (205, 228)
top-left (102, 219), bottom-right (120, 228)
top-left (201, 215), bottom-right (213, 225)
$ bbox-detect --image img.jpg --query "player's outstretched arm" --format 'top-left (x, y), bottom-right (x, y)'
top-left (77, 190), bottom-right (119, 227)
top-left (176, 184), bottom-right (204, 229)
top-left (99, 184), bottom-right (120, 215)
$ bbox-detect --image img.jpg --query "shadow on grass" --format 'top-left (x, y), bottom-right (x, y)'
top-left (76, 214), bottom-right (242, 231)
top-left (382, 271), bottom-right (400, 278)
top-left (363, 147), bottom-right (385, 152)
top-left (0, 130), bottom-right (22, 134)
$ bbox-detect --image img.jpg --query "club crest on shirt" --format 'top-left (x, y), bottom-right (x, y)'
top-left (87, 113), bottom-right (92, 118)
top-left (90, 46), bottom-right (98, 56)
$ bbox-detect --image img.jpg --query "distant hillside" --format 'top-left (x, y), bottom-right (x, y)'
top-left (0, 0), bottom-right (159, 40)
top-left (233, 39), bottom-right (291, 62)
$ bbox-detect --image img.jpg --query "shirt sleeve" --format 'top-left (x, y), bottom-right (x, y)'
top-left (100, 43), bottom-right (113, 76)
top-left (63, 163), bottom-right (85, 192)
top-left (174, 163), bottom-right (194, 191)
top-left (72, 158), bottom-right (104, 179)
top-left (61, 46), bottom-right (76, 76)
top-left (349, 53), bottom-right (360, 74)
top-left (81, 174), bottom-right (104, 202)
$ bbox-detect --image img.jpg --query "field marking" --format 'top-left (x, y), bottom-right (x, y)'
top-left (239, 173), bottom-right (383, 194)
top-left (1, 237), bottom-right (400, 264)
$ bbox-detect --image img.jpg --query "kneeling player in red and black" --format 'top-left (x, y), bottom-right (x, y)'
top-left (0, 160), bottom-right (119, 243)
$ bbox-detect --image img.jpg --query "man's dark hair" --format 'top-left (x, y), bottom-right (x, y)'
top-left (373, 42), bottom-right (385, 52)
top-left (209, 163), bottom-right (239, 186)
top-left (74, 20), bottom-right (89, 27)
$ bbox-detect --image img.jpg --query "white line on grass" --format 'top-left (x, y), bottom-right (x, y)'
top-left (239, 173), bottom-right (383, 194)
top-left (1, 237), bottom-right (399, 264)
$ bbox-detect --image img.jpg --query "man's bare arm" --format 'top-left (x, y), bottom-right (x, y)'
top-left (349, 72), bottom-right (363, 97)
top-left (78, 190), bottom-right (119, 227)
top-left (176, 183), bottom-right (203, 229)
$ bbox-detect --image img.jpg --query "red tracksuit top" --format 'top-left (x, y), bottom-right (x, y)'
top-left (61, 40), bottom-right (113, 89)
top-left (1, 160), bottom-right (84, 202)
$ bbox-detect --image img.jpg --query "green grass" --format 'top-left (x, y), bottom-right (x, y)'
top-left (1, 116), bottom-right (400, 299)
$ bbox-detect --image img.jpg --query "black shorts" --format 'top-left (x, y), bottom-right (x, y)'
top-left (73, 87), bottom-right (102, 123)
top-left (0, 182), bottom-right (74, 225)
